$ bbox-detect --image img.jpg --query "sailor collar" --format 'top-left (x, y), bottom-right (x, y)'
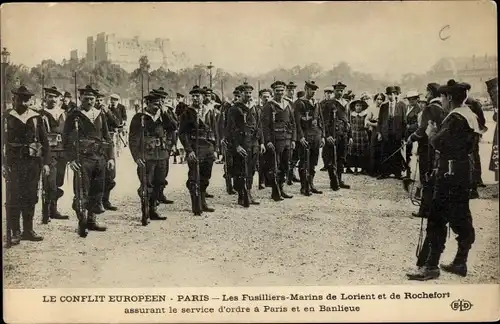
top-left (444, 105), bottom-right (481, 134)
top-left (80, 107), bottom-right (101, 124)
top-left (351, 110), bottom-right (368, 117)
top-left (144, 109), bottom-right (162, 122)
top-left (9, 108), bottom-right (39, 124)
top-left (269, 99), bottom-right (290, 110)
top-left (44, 106), bottom-right (65, 121)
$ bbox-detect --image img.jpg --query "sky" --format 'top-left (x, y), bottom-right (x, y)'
top-left (1, 1), bottom-right (497, 79)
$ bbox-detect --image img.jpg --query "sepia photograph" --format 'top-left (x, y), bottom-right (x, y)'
top-left (1, 1), bottom-right (499, 322)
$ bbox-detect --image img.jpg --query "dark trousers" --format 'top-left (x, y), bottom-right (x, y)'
top-left (380, 134), bottom-right (403, 176)
top-left (322, 136), bottom-right (347, 181)
top-left (424, 168), bottom-right (475, 267)
top-left (137, 159), bottom-right (167, 203)
top-left (186, 159), bottom-right (214, 192)
top-left (289, 147), bottom-right (299, 170)
top-left (72, 156), bottom-right (106, 212)
top-left (264, 140), bottom-right (291, 184)
top-left (45, 153), bottom-right (67, 201)
top-left (298, 138), bottom-right (320, 178)
top-left (232, 144), bottom-right (259, 190)
top-left (5, 158), bottom-right (42, 232)
top-left (369, 130), bottom-right (381, 176)
top-left (103, 159), bottom-right (116, 203)
top-left (258, 152), bottom-right (267, 185)
top-left (472, 136), bottom-right (482, 188)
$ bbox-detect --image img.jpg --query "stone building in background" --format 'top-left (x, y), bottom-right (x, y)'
top-left (83, 33), bottom-right (171, 72)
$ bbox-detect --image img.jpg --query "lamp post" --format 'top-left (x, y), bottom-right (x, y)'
top-left (2, 47), bottom-right (11, 111)
top-left (207, 62), bottom-right (214, 89)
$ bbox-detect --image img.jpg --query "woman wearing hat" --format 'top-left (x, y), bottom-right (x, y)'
top-left (404, 90), bottom-right (422, 178)
top-left (347, 99), bottom-right (370, 174)
top-left (366, 93), bottom-right (385, 176)
top-left (3, 86), bottom-right (51, 244)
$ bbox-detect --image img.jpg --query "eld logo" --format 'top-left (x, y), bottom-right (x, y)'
top-left (450, 299), bottom-right (473, 311)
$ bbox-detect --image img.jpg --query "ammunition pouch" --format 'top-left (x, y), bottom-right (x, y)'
top-left (78, 139), bottom-right (106, 156)
top-left (8, 142), bottom-right (43, 158)
top-left (47, 133), bottom-right (63, 147)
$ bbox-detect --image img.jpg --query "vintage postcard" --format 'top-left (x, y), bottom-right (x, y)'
top-left (1, 1), bottom-right (499, 323)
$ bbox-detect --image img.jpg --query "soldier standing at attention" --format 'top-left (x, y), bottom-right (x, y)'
top-left (129, 91), bottom-right (177, 221)
top-left (153, 87), bottom-right (178, 205)
top-left (407, 80), bottom-right (479, 281)
top-left (218, 87), bottom-right (241, 195)
top-left (39, 86), bottom-right (70, 222)
top-left (321, 84), bottom-right (353, 190)
top-left (179, 86), bottom-right (218, 215)
top-left (226, 83), bottom-right (265, 206)
top-left (285, 82), bottom-right (300, 185)
top-left (2, 86), bottom-right (50, 244)
top-left (64, 85), bottom-right (115, 235)
top-left (257, 88), bottom-right (272, 190)
top-left (261, 80), bottom-right (296, 201)
top-left (294, 81), bottom-right (324, 196)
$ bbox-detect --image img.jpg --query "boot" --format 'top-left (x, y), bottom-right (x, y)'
top-left (87, 213), bottom-right (107, 231)
top-left (310, 174), bottom-right (323, 194)
top-left (328, 166), bottom-right (340, 191)
top-left (21, 207), bottom-right (44, 241)
top-left (299, 172), bottom-right (311, 196)
top-left (102, 188), bottom-right (119, 210)
top-left (157, 188), bottom-right (174, 204)
top-left (201, 192), bottom-right (215, 212)
top-left (469, 189), bottom-right (479, 199)
top-left (339, 171), bottom-right (350, 189)
top-left (406, 265), bottom-right (440, 281)
top-left (149, 200), bottom-right (167, 220)
top-left (50, 200), bottom-right (70, 219)
top-left (416, 238), bottom-right (431, 268)
top-left (140, 202), bottom-right (150, 226)
top-left (8, 207), bottom-right (22, 245)
top-left (440, 246), bottom-right (469, 277)
top-left (271, 180), bottom-right (284, 201)
top-left (41, 200), bottom-right (51, 224)
top-left (279, 182), bottom-right (293, 199)
top-left (205, 192), bottom-right (214, 199)
top-left (287, 169), bottom-right (293, 185)
top-left (248, 190), bottom-right (260, 205)
top-left (190, 190), bottom-right (202, 216)
top-left (225, 176), bottom-right (236, 195)
top-left (90, 200), bottom-right (106, 214)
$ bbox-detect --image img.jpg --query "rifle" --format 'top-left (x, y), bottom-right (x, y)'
top-left (256, 80), bottom-right (261, 181)
top-left (270, 110), bottom-right (279, 189)
top-left (140, 70), bottom-right (150, 226)
top-left (241, 154), bottom-right (250, 207)
top-left (304, 145), bottom-right (311, 194)
top-left (40, 75), bottom-right (50, 224)
top-left (193, 114), bottom-right (202, 215)
top-left (223, 144), bottom-right (232, 194)
top-left (3, 116), bottom-right (12, 248)
top-left (74, 117), bottom-right (88, 238)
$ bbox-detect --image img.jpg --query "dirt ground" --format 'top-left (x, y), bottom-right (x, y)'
top-left (3, 114), bottom-right (499, 289)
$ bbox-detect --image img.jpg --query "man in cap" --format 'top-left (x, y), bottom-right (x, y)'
top-left (407, 83), bottom-right (445, 220)
top-left (175, 93), bottom-right (188, 117)
top-left (226, 82), bottom-right (265, 206)
top-left (2, 85), bottom-right (51, 244)
top-left (179, 85), bottom-right (218, 215)
top-left (63, 85), bottom-right (115, 237)
top-left (38, 86), bottom-right (71, 223)
top-left (407, 80), bottom-right (479, 281)
top-left (108, 93), bottom-right (128, 150)
top-left (294, 81), bottom-right (325, 196)
top-left (217, 87), bottom-right (241, 195)
top-left (319, 86), bottom-right (334, 171)
top-left (129, 91), bottom-right (177, 224)
top-left (376, 86), bottom-right (406, 180)
top-left (257, 88), bottom-right (272, 189)
top-left (320, 83), bottom-right (353, 190)
top-left (61, 91), bottom-right (77, 113)
top-left (285, 81), bottom-right (300, 185)
top-left (261, 80), bottom-right (297, 200)
top-left (465, 94), bottom-right (487, 198)
top-left (403, 90), bottom-right (422, 178)
top-left (152, 87), bottom-right (178, 205)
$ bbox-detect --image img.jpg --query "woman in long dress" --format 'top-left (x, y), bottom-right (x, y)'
top-left (365, 93), bottom-right (385, 177)
top-left (348, 99), bottom-right (370, 174)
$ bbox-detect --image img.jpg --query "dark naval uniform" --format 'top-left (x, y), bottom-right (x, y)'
top-left (179, 86), bottom-right (218, 214)
top-left (128, 92), bottom-right (177, 221)
top-left (3, 87), bottom-right (50, 244)
top-left (39, 87), bottom-right (70, 222)
top-left (320, 97), bottom-right (352, 190)
top-left (408, 82), bottom-right (479, 281)
top-left (261, 81), bottom-right (297, 200)
top-left (285, 96), bottom-right (299, 185)
top-left (404, 98), bottom-right (421, 176)
top-left (408, 86), bottom-right (445, 220)
top-left (63, 86), bottom-right (114, 234)
top-left (295, 93), bottom-right (324, 195)
top-left (217, 98), bottom-right (237, 194)
top-left (226, 91), bottom-right (263, 206)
